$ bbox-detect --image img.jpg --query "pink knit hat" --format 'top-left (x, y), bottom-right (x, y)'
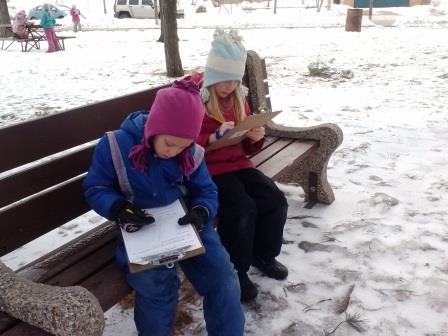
top-left (129, 79), bottom-right (205, 174)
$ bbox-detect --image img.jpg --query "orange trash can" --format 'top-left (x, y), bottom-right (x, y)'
top-left (345, 8), bottom-right (363, 32)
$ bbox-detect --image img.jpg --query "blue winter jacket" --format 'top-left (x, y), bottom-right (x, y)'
top-left (83, 111), bottom-right (218, 221)
top-left (40, 11), bottom-right (56, 29)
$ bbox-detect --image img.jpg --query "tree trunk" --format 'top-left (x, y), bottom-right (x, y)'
top-left (154, 0), bottom-right (159, 25)
top-left (103, 0), bottom-right (107, 14)
top-left (316, 0), bottom-right (324, 12)
top-left (158, 0), bottom-right (164, 42)
top-left (0, 0), bottom-right (12, 37)
top-left (160, 0), bottom-right (183, 77)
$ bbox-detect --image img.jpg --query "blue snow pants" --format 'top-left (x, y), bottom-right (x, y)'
top-left (116, 222), bottom-right (245, 336)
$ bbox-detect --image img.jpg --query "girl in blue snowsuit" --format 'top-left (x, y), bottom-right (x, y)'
top-left (83, 80), bottom-right (245, 336)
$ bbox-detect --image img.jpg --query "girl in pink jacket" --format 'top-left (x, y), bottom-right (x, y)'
top-left (196, 29), bottom-right (289, 303)
top-left (69, 5), bottom-right (85, 32)
top-left (12, 10), bottom-right (29, 39)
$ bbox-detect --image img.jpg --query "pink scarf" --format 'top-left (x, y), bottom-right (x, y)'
top-left (129, 143), bottom-right (196, 177)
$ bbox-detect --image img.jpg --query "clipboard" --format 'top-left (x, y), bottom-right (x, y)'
top-left (128, 239), bottom-right (205, 273)
top-left (206, 110), bottom-right (282, 152)
top-left (121, 199), bottom-right (205, 273)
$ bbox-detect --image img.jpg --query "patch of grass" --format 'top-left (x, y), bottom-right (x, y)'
top-left (323, 312), bottom-right (367, 335)
top-left (306, 60), bottom-right (354, 80)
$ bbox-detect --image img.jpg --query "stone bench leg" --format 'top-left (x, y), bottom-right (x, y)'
top-left (266, 122), bottom-right (343, 205)
top-left (0, 261), bottom-right (104, 336)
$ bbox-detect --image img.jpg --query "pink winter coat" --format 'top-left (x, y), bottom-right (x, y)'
top-left (12, 10), bottom-right (28, 39)
top-left (188, 72), bottom-right (265, 177)
top-left (70, 8), bottom-right (81, 22)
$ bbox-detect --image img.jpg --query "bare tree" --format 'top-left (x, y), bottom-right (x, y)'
top-left (157, 0), bottom-right (164, 42)
top-left (316, 0), bottom-right (324, 12)
top-left (154, 0), bottom-right (159, 24)
top-left (0, 0), bottom-right (12, 37)
top-left (160, 0), bottom-right (183, 77)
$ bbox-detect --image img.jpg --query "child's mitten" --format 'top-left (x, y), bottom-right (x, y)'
top-left (112, 200), bottom-right (155, 233)
top-left (178, 206), bottom-right (209, 232)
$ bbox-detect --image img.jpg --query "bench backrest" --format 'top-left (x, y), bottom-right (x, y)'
top-left (0, 51), bottom-right (271, 260)
top-left (0, 87), bottom-right (166, 258)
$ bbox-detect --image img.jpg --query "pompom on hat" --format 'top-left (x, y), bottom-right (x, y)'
top-left (203, 28), bottom-right (247, 89)
top-left (129, 79), bottom-right (205, 174)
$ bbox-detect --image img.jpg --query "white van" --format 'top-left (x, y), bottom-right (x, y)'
top-left (114, 0), bottom-right (185, 19)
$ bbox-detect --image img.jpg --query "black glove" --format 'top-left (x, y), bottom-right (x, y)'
top-left (178, 206), bottom-right (209, 232)
top-left (112, 200), bottom-right (155, 233)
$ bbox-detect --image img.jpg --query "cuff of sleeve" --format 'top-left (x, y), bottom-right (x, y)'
top-left (110, 199), bottom-right (129, 221)
top-left (192, 205), bottom-right (210, 220)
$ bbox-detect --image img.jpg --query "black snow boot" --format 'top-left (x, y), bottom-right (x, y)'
top-left (237, 272), bottom-right (258, 302)
top-left (252, 257), bottom-right (288, 280)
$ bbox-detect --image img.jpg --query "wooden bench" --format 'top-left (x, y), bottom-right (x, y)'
top-left (0, 37), bottom-right (41, 52)
top-left (0, 50), bottom-right (343, 335)
top-left (0, 35), bottom-right (75, 52)
top-left (56, 36), bottom-right (76, 51)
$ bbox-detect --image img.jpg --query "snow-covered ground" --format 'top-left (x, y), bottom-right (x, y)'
top-left (1, 0), bottom-right (448, 335)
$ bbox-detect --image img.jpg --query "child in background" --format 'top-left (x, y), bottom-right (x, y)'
top-left (69, 5), bottom-right (85, 33)
top-left (194, 29), bottom-right (289, 302)
top-left (83, 80), bottom-right (245, 336)
top-left (12, 10), bottom-right (29, 39)
top-left (40, 3), bottom-right (60, 52)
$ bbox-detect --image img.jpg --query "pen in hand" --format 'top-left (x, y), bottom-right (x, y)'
top-left (210, 121), bottom-right (234, 143)
top-left (112, 200), bottom-right (155, 233)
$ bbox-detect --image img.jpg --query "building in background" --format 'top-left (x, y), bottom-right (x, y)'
top-left (342, 0), bottom-right (431, 7)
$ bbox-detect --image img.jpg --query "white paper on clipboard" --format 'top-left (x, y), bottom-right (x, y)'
top-left (121, 199), bottom-right (203, 266)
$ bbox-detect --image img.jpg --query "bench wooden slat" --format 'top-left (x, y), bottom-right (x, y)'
top-left (265, 97), bottom-right (272, 111)
top-left (261, 58), bottom-right (267, 79)
top-left (1, 323), bottom-right (51, 336)
top-left (46, 240), bottom-right (117, 287)
top-left (0, 87), bottom-right (165, 173)
top-left (0, 177), bottom-right (88, 257)
top-left (263, 81), bottom-right (269, 95)
top-left (80, 262), bottom-right (130, 311)
top-left (257, 140), bottom-right (318, 178)
top-left (251, 138), bottom-right (295, 167)
top-left (0, 146), bottom-right (95, 208)
top-left (0, 38), bottom-right (40, 42)
top-left (247, 136), bottom-right (283, 160)
top-left (16, 222), bottom-right (116, 282)
top-left (257, 135), bottom-right (277, 149)
top-left (0, 315), bottom-right (16, 334)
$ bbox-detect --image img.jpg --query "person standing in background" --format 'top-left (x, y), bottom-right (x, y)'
top-left (40, 3), bottom-right (60, 52)
top-left (69, 5), bottom-right (85, 33)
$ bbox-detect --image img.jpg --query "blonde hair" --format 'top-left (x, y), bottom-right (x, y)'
top-left (206, 87), bottom-right (246, 123)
